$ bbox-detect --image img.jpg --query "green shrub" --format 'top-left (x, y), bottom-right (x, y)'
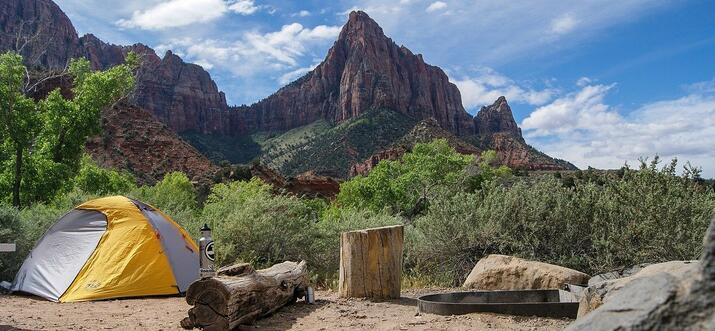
top-left (410, 158), bottom-right (715, 286)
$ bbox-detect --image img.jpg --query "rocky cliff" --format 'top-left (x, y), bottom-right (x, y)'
top-left (1, 0), bottom-right (577, 177)
top-left (85, 103), bottom-right (220, 184)
top-left (247, 11), bottom-right (475, 136)
top-left (0, 0), bottom-right (78, 68)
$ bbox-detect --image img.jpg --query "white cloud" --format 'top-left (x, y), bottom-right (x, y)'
top-left (116, 0), bottom-right (228, 30)
top-left (426, 1), bottom-right (447, 13)
top-left (278, 63), bottom-right (318, 85)
top-left (115, 0), bottom-right (264, 30)
top-left (157, 23), bottom-right (341, 77)
top-left (350, 0), bottom-right (669, 66)
top-left (521, 81), bottom-right (715, 176)
top-left (453, 68), bottom-right (556, 111)
top-left (292, 10), bottom-right (311, 17)
top-left (228, 0), bottom-right (258, 15)
top-left (550, 14), bottom-right (579, 34)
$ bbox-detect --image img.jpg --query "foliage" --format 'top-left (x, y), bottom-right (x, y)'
top-left (464, 150), bottom-right (512, 191)
top-left (261, 109), bottom-right (417, 178)
top-left (411, 157), bottom-right (715, 285)
top-left (74, 155), bottom-right (136, 196)
top-left (0, 52), bottom-right (137, 207)
top-left (336, 139), bottom-right (474, 218)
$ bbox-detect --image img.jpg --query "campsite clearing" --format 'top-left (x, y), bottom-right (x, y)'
top-left (0, 289), bottom-right (571, 330)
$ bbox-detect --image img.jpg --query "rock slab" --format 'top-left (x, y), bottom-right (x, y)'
top-left (463, 255), bottom-right (589, 290)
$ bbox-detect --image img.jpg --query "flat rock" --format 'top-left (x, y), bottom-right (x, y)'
top-left (462, 254), bottom-right (589, 290)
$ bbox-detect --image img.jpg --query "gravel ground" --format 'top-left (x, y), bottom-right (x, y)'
top-left (0, 289), bottom-right (573, 331)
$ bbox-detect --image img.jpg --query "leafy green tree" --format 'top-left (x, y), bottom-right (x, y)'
top-left (132, 172), bottom-right (198, 212)
top-left (74, 155), bottom-right (136, 196)
top-left (336, 139), bottom-right (474, 219)
top-left (464, 150), bottom-right (512, 192)
top-left (0, 51), bottom-right (137, 206)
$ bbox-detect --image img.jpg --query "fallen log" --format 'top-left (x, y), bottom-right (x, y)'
top-left (182, 260), bottom-right (309, 331)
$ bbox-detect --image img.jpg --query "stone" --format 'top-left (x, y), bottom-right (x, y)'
top-left (567, 215), bottom-right (715, 330)
top-left (587, 263), bottom-right (651, 286)
top-left (576, 261), bottom-right (698, 318)
top-left (462, 255), bottom-right (590, 290)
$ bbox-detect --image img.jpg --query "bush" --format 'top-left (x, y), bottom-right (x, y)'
top-left (410, 158), bottom-right (715, 286)
top-left (199, 179), bottom-right (402, 285)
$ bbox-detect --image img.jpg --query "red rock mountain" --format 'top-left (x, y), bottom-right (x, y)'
top-left (1, 0), bottom-right (576, 178)
top-left (246, 11), bottom-right (474, 135)
top-left (0, 0), bottom-right (219, 182)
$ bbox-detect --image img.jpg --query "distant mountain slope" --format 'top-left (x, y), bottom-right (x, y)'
top-left (259, 108), bottom-right (418, 178)
top-left (1, 0), bottom-right (577, 179)
top-left (85, 103), bottom-right (220, 184)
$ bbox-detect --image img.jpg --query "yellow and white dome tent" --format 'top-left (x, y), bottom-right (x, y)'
top-left (11, 196), bottom-right (199, 302)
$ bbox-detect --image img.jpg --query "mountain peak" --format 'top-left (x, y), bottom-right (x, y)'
top-left (475, 97), bottom-right (523, 140)
top-left (338, 11), bottom-right (387, 45)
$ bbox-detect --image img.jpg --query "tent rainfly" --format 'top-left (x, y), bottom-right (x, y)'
top-left (11, 196), bottom-right (199, 302)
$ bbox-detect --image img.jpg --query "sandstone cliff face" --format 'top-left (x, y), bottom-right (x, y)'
top-left (247, 11), bottom-right (475, 136)
top-left (0, 0), bottom-right (79, 68)
top-left (85, 103), bottom-right (219, 185)
top-left (475, 96), bottom-right (523, 140)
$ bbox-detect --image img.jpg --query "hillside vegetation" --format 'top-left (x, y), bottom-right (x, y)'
top-left (2, 138), bottom-right (714, 286)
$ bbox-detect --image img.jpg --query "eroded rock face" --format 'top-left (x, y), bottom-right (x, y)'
top-left (251, 164), bottom-right (340, 199)
top-left (85, 103), bottom-right (219, 185)
top-left (475, 96), bottom-right (523, 140)
top-left (0, 0), bottom-right (79, 68)
top-left (249, 11), bottom-right (475, 136)
top-left (463, 255), bottom-right (590, 290)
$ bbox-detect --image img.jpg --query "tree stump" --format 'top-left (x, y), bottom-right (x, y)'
top-left (339, 225), bottom-right (404, 300)
top-left (182, 260), bottom-right (309, 331)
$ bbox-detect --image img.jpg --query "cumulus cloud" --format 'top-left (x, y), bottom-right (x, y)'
top-left (228, 0), bottom-right (258, 15)
top-left (426, 1), bottom-right (447, 13)
top-left (117, 0), bottom-right (228, 30)
top-left (156, 23), bottom-right (341, 77)
top-left (452, 68), bottom-right (556, 112)
top-left (521, 80), bottom-right (715, 176)
top-left (116, 0), bottom-right (264, 30)
top-left (550, 14), bottom-right (579, 34)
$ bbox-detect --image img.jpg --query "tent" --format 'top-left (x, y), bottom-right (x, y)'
top-left (11, 196), bottom-right (199, 302)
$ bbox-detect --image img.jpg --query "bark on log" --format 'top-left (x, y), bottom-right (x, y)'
top-left (183, 260), bottom-right (309, 331)
top-left (339, 225), bottom-right (404, 300)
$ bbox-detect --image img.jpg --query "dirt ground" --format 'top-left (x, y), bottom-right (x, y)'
top-left (0, 289), bottom-right (572, 331)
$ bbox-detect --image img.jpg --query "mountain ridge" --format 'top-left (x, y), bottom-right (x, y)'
top-left (0, 0), bottom-right (577, 179)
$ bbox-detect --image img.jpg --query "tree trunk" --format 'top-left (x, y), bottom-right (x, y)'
top-left (12, 146), bottom-right (22, 207)
top-left (339, 225), bottom-right (404, 300)
top-left (182, 261), bottom-right (309, 331)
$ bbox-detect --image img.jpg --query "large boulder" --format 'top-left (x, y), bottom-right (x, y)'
top-left (567, 215), bottom-right (715, 330)
top-left (462, 254), bottom-right (589, 290)
top-left (577, 261), bottom-right (699, 317)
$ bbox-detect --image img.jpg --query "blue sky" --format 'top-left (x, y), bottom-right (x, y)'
top-left (54, 0), bottom-right (715, 176)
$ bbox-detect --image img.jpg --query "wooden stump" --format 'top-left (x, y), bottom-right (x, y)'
top-left (182, 261), bottom-right (309, 331)
top-left (339, 225), bottom-right (404, 300)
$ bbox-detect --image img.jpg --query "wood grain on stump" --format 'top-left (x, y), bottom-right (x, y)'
top-left (339, 225), bottom-right (404, 300)
top-left (182, 261), bottom-right (309, 331)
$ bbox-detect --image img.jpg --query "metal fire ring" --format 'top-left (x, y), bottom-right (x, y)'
top-left (417, 290), bottom-right (579, 319)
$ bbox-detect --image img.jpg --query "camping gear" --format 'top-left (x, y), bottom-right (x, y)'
top-left (199, 223), bottom-right (215, 278)
top-left (11, 196), bottom-right (199, 302)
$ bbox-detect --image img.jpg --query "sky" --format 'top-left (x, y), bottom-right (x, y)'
top-left (54, 0), bottom-right (715, 177)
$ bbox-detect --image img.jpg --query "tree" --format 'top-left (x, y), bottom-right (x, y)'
top-left (336, 139), bottom-right (475, 220)
top-left (0, 51), bottom-right (138, 207)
